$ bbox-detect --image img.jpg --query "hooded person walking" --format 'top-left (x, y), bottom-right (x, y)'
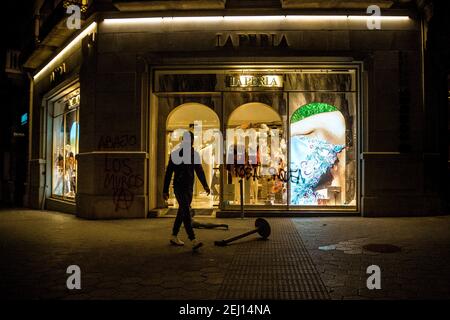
top-left (163, 131), bottom-right (210, 250)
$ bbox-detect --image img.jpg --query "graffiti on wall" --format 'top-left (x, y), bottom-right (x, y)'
top-left (104, 157), bottom-right (144, 211)
top-left (227, 164), bottom-right (302, 184)
top-left (98, 135), bottom-right (137, 150)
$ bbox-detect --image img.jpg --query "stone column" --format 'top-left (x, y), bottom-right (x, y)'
top-left (75, 31), bottom-right (149, 219)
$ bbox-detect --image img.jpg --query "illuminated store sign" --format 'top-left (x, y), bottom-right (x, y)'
top-left (65, 94), bottom-right (80, 110)
top-left (50, 63), bottom-right (67, 83)
top-left (227, 75), bottom-right (283, 88)
top-left (216, 33), bottom-right (289, 48)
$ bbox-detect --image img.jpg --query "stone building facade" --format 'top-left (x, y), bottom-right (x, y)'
top-left (24, 0), bottom-right (449, 218)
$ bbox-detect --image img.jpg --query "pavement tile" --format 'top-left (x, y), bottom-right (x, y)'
top-left (160, 281), bottom-right (183, 289)
top-left (1, 210), bottom-right (450, 300)
top-left (292, 216), bottom-right (450, 300)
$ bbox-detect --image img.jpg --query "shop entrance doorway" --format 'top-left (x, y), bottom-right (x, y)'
top-left (165, 103), bottom-right (221, 210)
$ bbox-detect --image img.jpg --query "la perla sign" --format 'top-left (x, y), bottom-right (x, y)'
top-left (216, 32), bottom-right (289, 48)
top-left (227, 75), bottom-right (283, 88)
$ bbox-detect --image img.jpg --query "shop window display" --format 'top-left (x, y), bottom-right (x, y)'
top-left (156, 67), bottom-right (358, 211)
top-left (289, 103), bottom-right (346, 205)
top-left (225, 103), bottom-right (287, 206)
top-left (287, 70), bottom-right (357, 207)
top-left (51, 89), bottom-right (79, 200)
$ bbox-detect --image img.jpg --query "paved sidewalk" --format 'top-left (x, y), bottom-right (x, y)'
top-left (0, 209), bottom-right (449, 300)
top-left (293, 216), bottom-right (450, 299)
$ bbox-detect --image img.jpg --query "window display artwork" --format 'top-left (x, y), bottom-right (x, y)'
top-left (289, 103), bottom-right (346, 205)
top-left (52, 89), bottom-right (79, 200)
top-left (156, 67), bottom-right (358, 211)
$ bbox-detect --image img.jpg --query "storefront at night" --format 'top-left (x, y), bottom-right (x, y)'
top-left (25, 1), bottom-right (445, 219)
top-left (154, 66), bottom-right (360, 215)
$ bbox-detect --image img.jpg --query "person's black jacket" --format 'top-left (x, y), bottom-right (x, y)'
top-left (163, 147), bottom-right (209, 193)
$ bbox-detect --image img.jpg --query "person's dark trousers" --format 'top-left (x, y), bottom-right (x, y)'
top-left (173, 188), bottom-right (195, 240)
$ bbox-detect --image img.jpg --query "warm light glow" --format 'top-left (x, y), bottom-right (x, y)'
top-left (347, 16), bottom-right (410, 21)
top-left (286, 15), bottom-right (349, 21)
top-left (34, 22), bottom-right (97, 80)
top-left (288, 15), bottom-right (410, 21)
top-left (103, 15), bottom-right (410, 25)
top-left (170, 16), bottom-right (223, 23)
top-left (223, 15), bottom-right (285, 22)
top-left (104, 17), bottom-right (163, 24)
top-left (36, 15), bottom-right (410, 81)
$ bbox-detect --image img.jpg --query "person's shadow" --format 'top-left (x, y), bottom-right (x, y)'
top-left (190, 208), bottom-right (229, 230)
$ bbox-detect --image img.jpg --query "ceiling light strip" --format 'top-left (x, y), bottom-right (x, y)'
top-left (35, 15), bottom-right (410, 80)
top-left (103, 15), bottom-right (410, 24)
top-left (34, 22), bottom-right (97, 80)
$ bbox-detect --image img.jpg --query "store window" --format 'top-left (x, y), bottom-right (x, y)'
top-left (166, 103), bottom-right (220, 208)
top-left (287, 70), bottom-right (357, 207)
top-left (155, 66), bottom-right (358, 211)
top-left (224, 102), bottom-right (287, 206)
top-left (51, 88), bottom-right (80, 200)
top-left (289, 103), bottom-right (346, 205)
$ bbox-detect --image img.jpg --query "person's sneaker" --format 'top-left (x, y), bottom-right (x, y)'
top-left (170, 236), bottom-right (184, 246)
top-left (191, 239), bottom-right (203, 251)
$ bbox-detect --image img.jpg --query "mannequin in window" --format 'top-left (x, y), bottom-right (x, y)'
top-left (66, 152), bottom-right (77, 197)
top-left (210, 168), bottom-right (220, 200)
top-left (53, 153), bottom-right (64, 195)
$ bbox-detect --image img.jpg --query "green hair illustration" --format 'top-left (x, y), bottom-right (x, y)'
top-left (291, 102), bottom-right (338, 124)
